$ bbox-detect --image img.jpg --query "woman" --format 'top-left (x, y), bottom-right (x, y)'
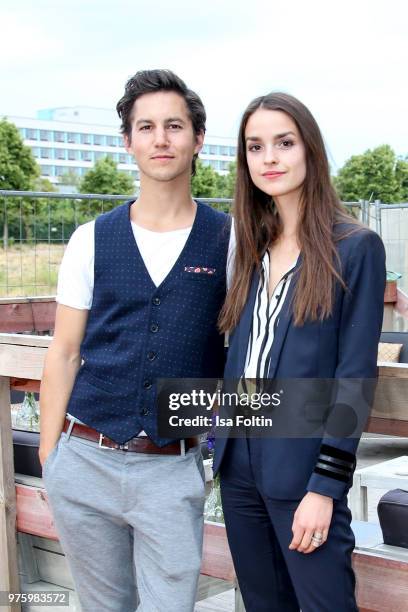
top-left (214, 93), bottom-right (386, 611)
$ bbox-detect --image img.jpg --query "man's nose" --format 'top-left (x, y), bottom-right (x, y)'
top-left (154, 127), bottom-right (169, 147)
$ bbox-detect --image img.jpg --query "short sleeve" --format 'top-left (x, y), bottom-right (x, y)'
top-left (56, 221), bottom-right (95, 310)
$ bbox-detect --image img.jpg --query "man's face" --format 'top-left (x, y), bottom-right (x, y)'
top-left (124, 91), bottom-right (203, 183)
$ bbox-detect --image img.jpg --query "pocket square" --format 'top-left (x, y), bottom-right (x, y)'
top-left (184, 266), bottom-right (216, 275)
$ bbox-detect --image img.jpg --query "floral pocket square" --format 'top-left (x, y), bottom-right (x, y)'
top-left (184, 266), bottom-right (216, 275)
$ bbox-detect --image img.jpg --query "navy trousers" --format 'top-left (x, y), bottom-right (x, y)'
top-left (220, 437), bottom-right (358, 612)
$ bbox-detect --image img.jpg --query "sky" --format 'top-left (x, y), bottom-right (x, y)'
top-left (1, 0), bottom-right (407, 171)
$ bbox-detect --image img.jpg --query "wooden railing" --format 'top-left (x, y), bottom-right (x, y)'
top-left (0, 334), bottom-right (49, 612)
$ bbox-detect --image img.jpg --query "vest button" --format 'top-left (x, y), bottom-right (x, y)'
top-left (152, 297), bottom-right (161, 306)
top-left (143, 380), bottom-right (152, 389)
top-left (150, 323), bottom-right (159, 333)
top-left (147, 351), bottom-right (156, 361)
top-left (140, 407), bottom-right (149, 416)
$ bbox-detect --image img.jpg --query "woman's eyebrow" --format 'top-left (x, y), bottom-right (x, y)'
top-left (274, 131), bottom-right (296, 140)
top-left (246, 131), bottom-right (296, 142)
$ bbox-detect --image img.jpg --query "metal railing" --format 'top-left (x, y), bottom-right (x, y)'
top-left (4, 190), bottom-right (407, 298)
top-left (0, 191), bottom-right (232, 297)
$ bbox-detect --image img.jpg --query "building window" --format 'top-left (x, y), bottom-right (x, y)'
top-left (67, 132), bottom-right (77, 143)
top-left (40, 130), bottom-right (50, 141)
top-left (56, 149), bottom-right (66, 160)
top-left (221, 146), bottom-right (229, 156)
top-left (93, 134), bottom-right (103, 146)
top-left (201, 145), bottom-right (209, 154)
top-left (27, 129), bottom-right (37, 140)
top-left (32, 147), bottom-right (40, 158)
top-left (67, 150), bottom-right (77, 160)
top-left (229, 146), bottom-right (236, 157)
top-left (54, 131), bottom-right (65, 143)
top-left (209, 145), bottom-right (218, 155)
top-left (40, 148), bottom-right (50, 159)
top-left (119, 153), bottom-right (127, 164)
top-left (81, 151), bottom-right (92, 162)
top-left (40, 165), bottom-right (51, 176)
top-left (80, 133), bottom-right (91, 145)
top-left (107, 135), bottom-right (117, 147)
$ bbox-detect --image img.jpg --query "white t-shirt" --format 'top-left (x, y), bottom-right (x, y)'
top-left (57, 218), bottom-right (236, 308)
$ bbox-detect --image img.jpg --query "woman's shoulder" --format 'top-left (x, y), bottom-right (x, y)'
top-left (333, 222), bottom-right (384, 257)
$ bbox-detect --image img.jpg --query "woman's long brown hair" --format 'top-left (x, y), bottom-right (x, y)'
top-left (219, 92), bottom-right (361, 332)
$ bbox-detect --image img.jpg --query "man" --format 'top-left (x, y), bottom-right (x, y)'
top-left (39, 69), bottom-right (233, 612)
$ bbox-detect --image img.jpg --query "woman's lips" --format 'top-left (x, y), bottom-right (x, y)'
top-left (262, 171), bottom-right (286, 179)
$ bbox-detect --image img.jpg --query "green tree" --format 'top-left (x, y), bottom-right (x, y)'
top-left (34, 176), bottom-right (57, 192)
top-left (0, 119), bottom-right (40, 245)
top-left (79, 157), bottom-right (134, 195)
top-left (335, 145), bottom-right (401, 203)
top-left (216, 162), bottom-right (236, 199)
top-left (58, 169), bottom-right (81, 190)
top-left (191, 159), bottom-right (219, 198)
top-left (395, 156), bottom-right (408, 202)
top-left (77, 157), bottom-right (135, 221)
top-left (0, 119), bottom-right (39, 190)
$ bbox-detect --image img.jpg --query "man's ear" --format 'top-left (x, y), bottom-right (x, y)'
top-left (194, 130), bottom-right (205, 155)
top-left (123, 134), bottom-right (131, 154)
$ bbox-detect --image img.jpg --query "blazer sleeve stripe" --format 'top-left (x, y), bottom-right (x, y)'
top-left (315, 462), bottom-right (351, 477)
top-left (318, 453), bottom-right (355, 470)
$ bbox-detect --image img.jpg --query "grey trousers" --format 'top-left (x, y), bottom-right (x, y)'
top-left (43, 429), bottom-right (205, 612)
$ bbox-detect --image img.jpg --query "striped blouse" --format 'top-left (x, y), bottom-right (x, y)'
top-left (244, 250), bottom-right (298, 379)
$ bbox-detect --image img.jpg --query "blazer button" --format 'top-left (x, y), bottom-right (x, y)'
top-left (152, 297), bottom-right (161, 306)
top-left (143, 380), bottom-right (152, 389)
top-left (147, 351), bottom-right (156, 361)
top-left (140, 407), bottom-right (149, 416)
top-left (150, 323), bottom-right (159, 333)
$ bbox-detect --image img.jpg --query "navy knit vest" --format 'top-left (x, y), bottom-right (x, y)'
top-left (66, 200), bottom-right (231, 445)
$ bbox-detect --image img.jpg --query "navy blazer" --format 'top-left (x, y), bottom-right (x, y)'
top-left (213, 226), bottom-right (386, 500)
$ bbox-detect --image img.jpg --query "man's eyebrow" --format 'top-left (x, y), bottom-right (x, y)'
top-left (245, 131), bottom-right (296, 142)
top-left (165, 117), bottom-right (186, 124)
top-left (135, 118), bottom-right (153, 126)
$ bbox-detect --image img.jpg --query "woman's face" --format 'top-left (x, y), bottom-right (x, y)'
top-left (244, 108), bottom-right (306, 201)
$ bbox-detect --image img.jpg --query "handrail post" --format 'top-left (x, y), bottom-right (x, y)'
top-left (0, 376), bottom-right (21, 612)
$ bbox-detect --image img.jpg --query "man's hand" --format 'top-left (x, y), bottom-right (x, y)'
top-left (38, 445), bottom-right (55, 468)
top-left (289, 491), bottom-right (333, 554)
top-left (40, 304), bottom-right (88, 469)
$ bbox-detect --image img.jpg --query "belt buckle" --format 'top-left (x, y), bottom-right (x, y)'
top-left (98, 434), bottom-right (129, 451)
top-left (99, 434), bottom-right (115, 450)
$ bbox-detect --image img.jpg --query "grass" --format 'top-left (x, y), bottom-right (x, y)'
top-left (0, 243), bottom-right (65, 297)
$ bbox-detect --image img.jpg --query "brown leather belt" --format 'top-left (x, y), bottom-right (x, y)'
top-left (63, 419), bottom-right (199, 455)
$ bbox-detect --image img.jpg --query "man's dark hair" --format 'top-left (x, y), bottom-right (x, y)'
top-left (116, 69), bottom-right (206, 175)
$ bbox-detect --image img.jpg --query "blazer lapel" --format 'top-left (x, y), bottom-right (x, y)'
top-left (267, 254), bottom-right (303, 378)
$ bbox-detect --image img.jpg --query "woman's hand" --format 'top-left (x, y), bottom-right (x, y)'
top-left (289, 492), bottom-right (333, 554)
